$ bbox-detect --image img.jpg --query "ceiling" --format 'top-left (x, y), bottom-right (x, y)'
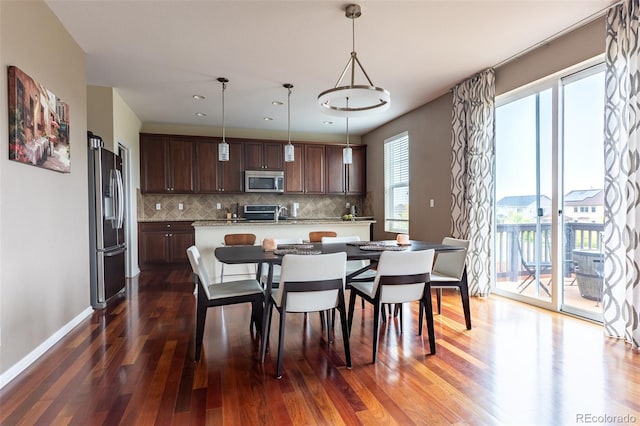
top-left (45, 0), bottom-right (614, 138)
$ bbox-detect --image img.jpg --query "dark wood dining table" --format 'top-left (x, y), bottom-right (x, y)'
top-left (214, 240), bottom-right (464, 362)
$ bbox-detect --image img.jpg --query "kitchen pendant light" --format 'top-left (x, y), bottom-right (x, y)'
top-left (218, 77), bottom-right (230, 162)
top-left (318, 3), bottom-right (390, 117)
top-left (343, 97), bottom-right (353, 165)
top-left (283, 83), bottom-right (295, 162)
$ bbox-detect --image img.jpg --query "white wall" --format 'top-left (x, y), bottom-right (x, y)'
top-left (0, 0), bottom-right (89, 376)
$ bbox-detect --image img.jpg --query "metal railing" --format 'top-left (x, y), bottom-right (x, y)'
top-left (495, 222), bottom-right (604, 281)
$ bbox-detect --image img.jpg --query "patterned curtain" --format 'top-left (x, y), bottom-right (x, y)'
top-left (603, 0), bottom-right (640, 350)
top-left (451, 68), bottom-right (495, 296)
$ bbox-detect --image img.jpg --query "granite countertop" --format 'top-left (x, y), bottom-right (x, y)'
top-left (191, 217), bottom-right (376, 227)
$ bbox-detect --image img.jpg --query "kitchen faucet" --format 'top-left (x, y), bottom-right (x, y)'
top-left (274, 205), bottom-right (287, 222)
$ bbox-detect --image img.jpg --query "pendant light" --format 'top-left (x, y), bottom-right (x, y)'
top-left (283, 83), bottom-right (295, 162)
top-left (218, 77), bottom-right (230, 161)
top-left (343, 97), bottom-right (352, 164)
top-left (318, 3), bottom-right (390, 117)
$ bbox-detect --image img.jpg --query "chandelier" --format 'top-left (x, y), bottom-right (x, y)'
top-left (317, 4), bottom-right (390, 117)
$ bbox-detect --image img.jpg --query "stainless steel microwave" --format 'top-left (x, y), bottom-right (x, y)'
top-left (244, 170), bottom-right (284, 193)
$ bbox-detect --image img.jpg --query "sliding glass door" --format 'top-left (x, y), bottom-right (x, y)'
top-left (494, 58), bottom-right (605, 321)
top-left (495, 88), bottom-right (554, 302)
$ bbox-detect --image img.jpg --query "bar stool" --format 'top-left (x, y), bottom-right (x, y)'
top-left (221, 233), bottom-right (257, 282)
top-left (309, 231), bottom-right (337, 242)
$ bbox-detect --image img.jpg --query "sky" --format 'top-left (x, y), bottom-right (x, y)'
top-left (495, 69), bottom-right (605, 203)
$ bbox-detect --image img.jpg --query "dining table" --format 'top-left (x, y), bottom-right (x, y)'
top-left (214, 240), bottom-right (465, 363)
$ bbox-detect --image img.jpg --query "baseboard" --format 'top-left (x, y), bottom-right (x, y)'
top-left (0, 306), bottom-right (93, 390)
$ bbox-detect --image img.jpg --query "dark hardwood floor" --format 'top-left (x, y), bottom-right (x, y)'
top-left (1, 267), bottom-right (639, 425)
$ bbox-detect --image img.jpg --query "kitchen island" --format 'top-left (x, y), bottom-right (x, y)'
top-left (192, 218), bottom-right (375, 283)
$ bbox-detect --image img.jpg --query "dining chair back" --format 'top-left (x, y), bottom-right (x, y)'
top-left (187, 245), bottom-right (264, 362)
top-left (309, 231), bottom-right (337, 242)
top-left (259, 237), bottom-right (304, 288)
top-left (220, 233), bottom-right (257, 282)
top-left (348, 249), bottom-right (436, 363)
top-left (265, 252), bottom-right (350, 378)
top-left (428, 237), bottom-right (472, 329)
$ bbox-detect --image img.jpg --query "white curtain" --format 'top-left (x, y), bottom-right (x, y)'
top-left (451, 68), bottom-right (495, 296)
top-left (603, 0), bottom-right (640, 350)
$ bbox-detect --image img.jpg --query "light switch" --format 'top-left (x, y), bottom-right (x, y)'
top-left (216, 203), bottom-right (221, 210)
top-left (429, 199), bottom-right (435, 208)
top-left (178, 202), bottom-right (184, 211)
top-left (155, 203), bottom-right (161, 210)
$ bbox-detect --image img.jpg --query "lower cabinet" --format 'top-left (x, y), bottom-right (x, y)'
top-left (139, 221), bottom-right (195, 269)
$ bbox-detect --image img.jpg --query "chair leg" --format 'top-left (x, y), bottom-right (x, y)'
top-left (276, 309), bottom-right (287, 379)
top-left (418, 300), bottom-right (424, 336)
top-left (319, 311), bottom-right (326, 330)
top-left (194, 292), bottom-right (207, 362)
top-left (250, 299), bottom-right (264, 333)
top-left (422, 290), bottom-right (436, 355)
top-left (372, 300), bottom-right (382, 363)
top-left (436, 288), bottom-right (442, 314)
top-left (459, 270), bottom-right (472, 330)
top-left (260, 301), bottom-right (274, 363)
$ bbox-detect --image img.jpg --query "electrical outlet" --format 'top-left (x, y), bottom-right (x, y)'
top-left (429, 199), bottom-right (435, 208)
top-left (346, 202), bottom-right (350, 209)
top-left (178, 202), bottom-right (184, 211)
top-left (216, 203), bottom-right (221, 210)
top-left (155, 203), bottom-right (161, 210)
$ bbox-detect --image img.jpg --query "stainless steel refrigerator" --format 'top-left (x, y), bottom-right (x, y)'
top-left (88, 131), bottom-right (126, 309)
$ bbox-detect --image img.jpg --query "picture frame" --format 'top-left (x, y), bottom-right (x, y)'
top-left (7, 66), bottom-right (71, 173)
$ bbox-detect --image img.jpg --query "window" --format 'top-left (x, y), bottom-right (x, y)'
top-left (591, 207), bottom-right (596, 213)
top-left (384, 131), bottom-right (409, 233)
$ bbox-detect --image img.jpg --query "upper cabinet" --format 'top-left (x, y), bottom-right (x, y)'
top-left (140, 134), bottom-right (195, 193)
top-left (326, 145), bottom-right (366, 195)
top-left (195, 140), bottom-right (244, 193)
top-left (245, 141), bottom-right (283, 170)
top-left (284, 143), bottom-right (325, 194)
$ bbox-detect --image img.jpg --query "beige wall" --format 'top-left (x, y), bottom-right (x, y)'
top-left (87, 86), bottom-right (115, 149)
top-left (1, 1), bottom-right (88, 376)
top-left (363, 16), bottom-right (605, 242)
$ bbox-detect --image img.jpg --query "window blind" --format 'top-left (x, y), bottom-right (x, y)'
top-left (384, 132), bottom-right (409, 233)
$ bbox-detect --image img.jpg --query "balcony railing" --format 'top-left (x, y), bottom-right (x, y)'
top-left (496, 222), bottom-right (604, 281)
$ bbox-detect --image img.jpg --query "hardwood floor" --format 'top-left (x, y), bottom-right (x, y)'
top-left (2, 268), bottom-right (639, 425)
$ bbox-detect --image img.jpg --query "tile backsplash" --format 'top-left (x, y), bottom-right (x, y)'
top-left (138, 191), bottom-right (371, 221)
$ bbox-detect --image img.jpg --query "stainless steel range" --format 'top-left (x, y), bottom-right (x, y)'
top-left (243, 204), bottom-right (287, 221)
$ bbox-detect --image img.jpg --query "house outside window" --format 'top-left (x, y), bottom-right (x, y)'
top-left (384, 131), bottom-right (409, 233)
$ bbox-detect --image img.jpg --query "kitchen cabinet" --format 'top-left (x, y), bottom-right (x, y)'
top-left (196, 140), bottom-right (244, 193)
top-left (140, 134), bottom-right (195, 193)
top-left (284, 143), bottom-right (325, 194)
top-left (245, 141), bottom-right (283, 170)
top-left (138, 221), bottom-right (194, 269)
top-left (326, 144), bottom-right (366, 194)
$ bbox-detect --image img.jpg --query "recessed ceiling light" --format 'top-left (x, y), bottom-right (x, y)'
top-left (323, 121), bottom-right (334, 125)
top-left (196, 112), bottom-right (207, 117)
top-left (193, 95), bottom-right (205, 100)
top-left (272, 101), bottom-right (283, 106)
top-left (263, 117), bottom-right (274, 121)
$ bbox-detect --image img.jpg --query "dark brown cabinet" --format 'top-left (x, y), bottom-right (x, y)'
top-left (245, 141), bottom-right (283, 170)
top-left (140, 134), bottom-right (195, 193)
top-left (138, 221), bottom-right (194, 269)
top-left (284, 143), bottom-right (325, 194)
top-left (326, 144), bottom-right (366, 194)
top-left (196, 140), bottom-right (244, 193)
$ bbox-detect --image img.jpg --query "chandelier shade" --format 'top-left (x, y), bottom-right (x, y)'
top-left (318, 3), bottom-right (390, 117)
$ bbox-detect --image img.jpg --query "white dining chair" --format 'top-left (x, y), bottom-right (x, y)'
top-left (259, 237), bottom-right (304, 288)
top-left (426, 237), bottom-right (471, 330)
top-left (187, 245), bottom-right (265, 362)
top-left (347, 249), bottom-right (436, 363)
top-left (265, 252), bottom-right (350, 379)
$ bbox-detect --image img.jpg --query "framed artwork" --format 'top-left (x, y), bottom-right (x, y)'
top-left (7, 66), bottom-right (70, 173)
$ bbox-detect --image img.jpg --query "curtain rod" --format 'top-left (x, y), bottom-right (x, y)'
top-left (492, 0), bottom-right (623, 69)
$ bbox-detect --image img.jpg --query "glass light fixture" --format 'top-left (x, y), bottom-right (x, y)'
top-left (317, 3), bottom-right (390, 117)
top-left (283, 83), bottom-right (295, 162)
top-left (343, 97), bottom-right (352, 164)
top-left (217, 77), bottom-right (230, 162)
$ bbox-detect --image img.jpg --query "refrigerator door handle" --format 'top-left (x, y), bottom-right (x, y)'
top-left (104, 246), bottom-right (126, 256)
top-left (115, 169), bottom-right (125, 229)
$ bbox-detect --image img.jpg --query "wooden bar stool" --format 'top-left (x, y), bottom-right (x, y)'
top-left (221, 233), bottom-right (257, 282)
top-left (308, 231), bottom-right (337, 242)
